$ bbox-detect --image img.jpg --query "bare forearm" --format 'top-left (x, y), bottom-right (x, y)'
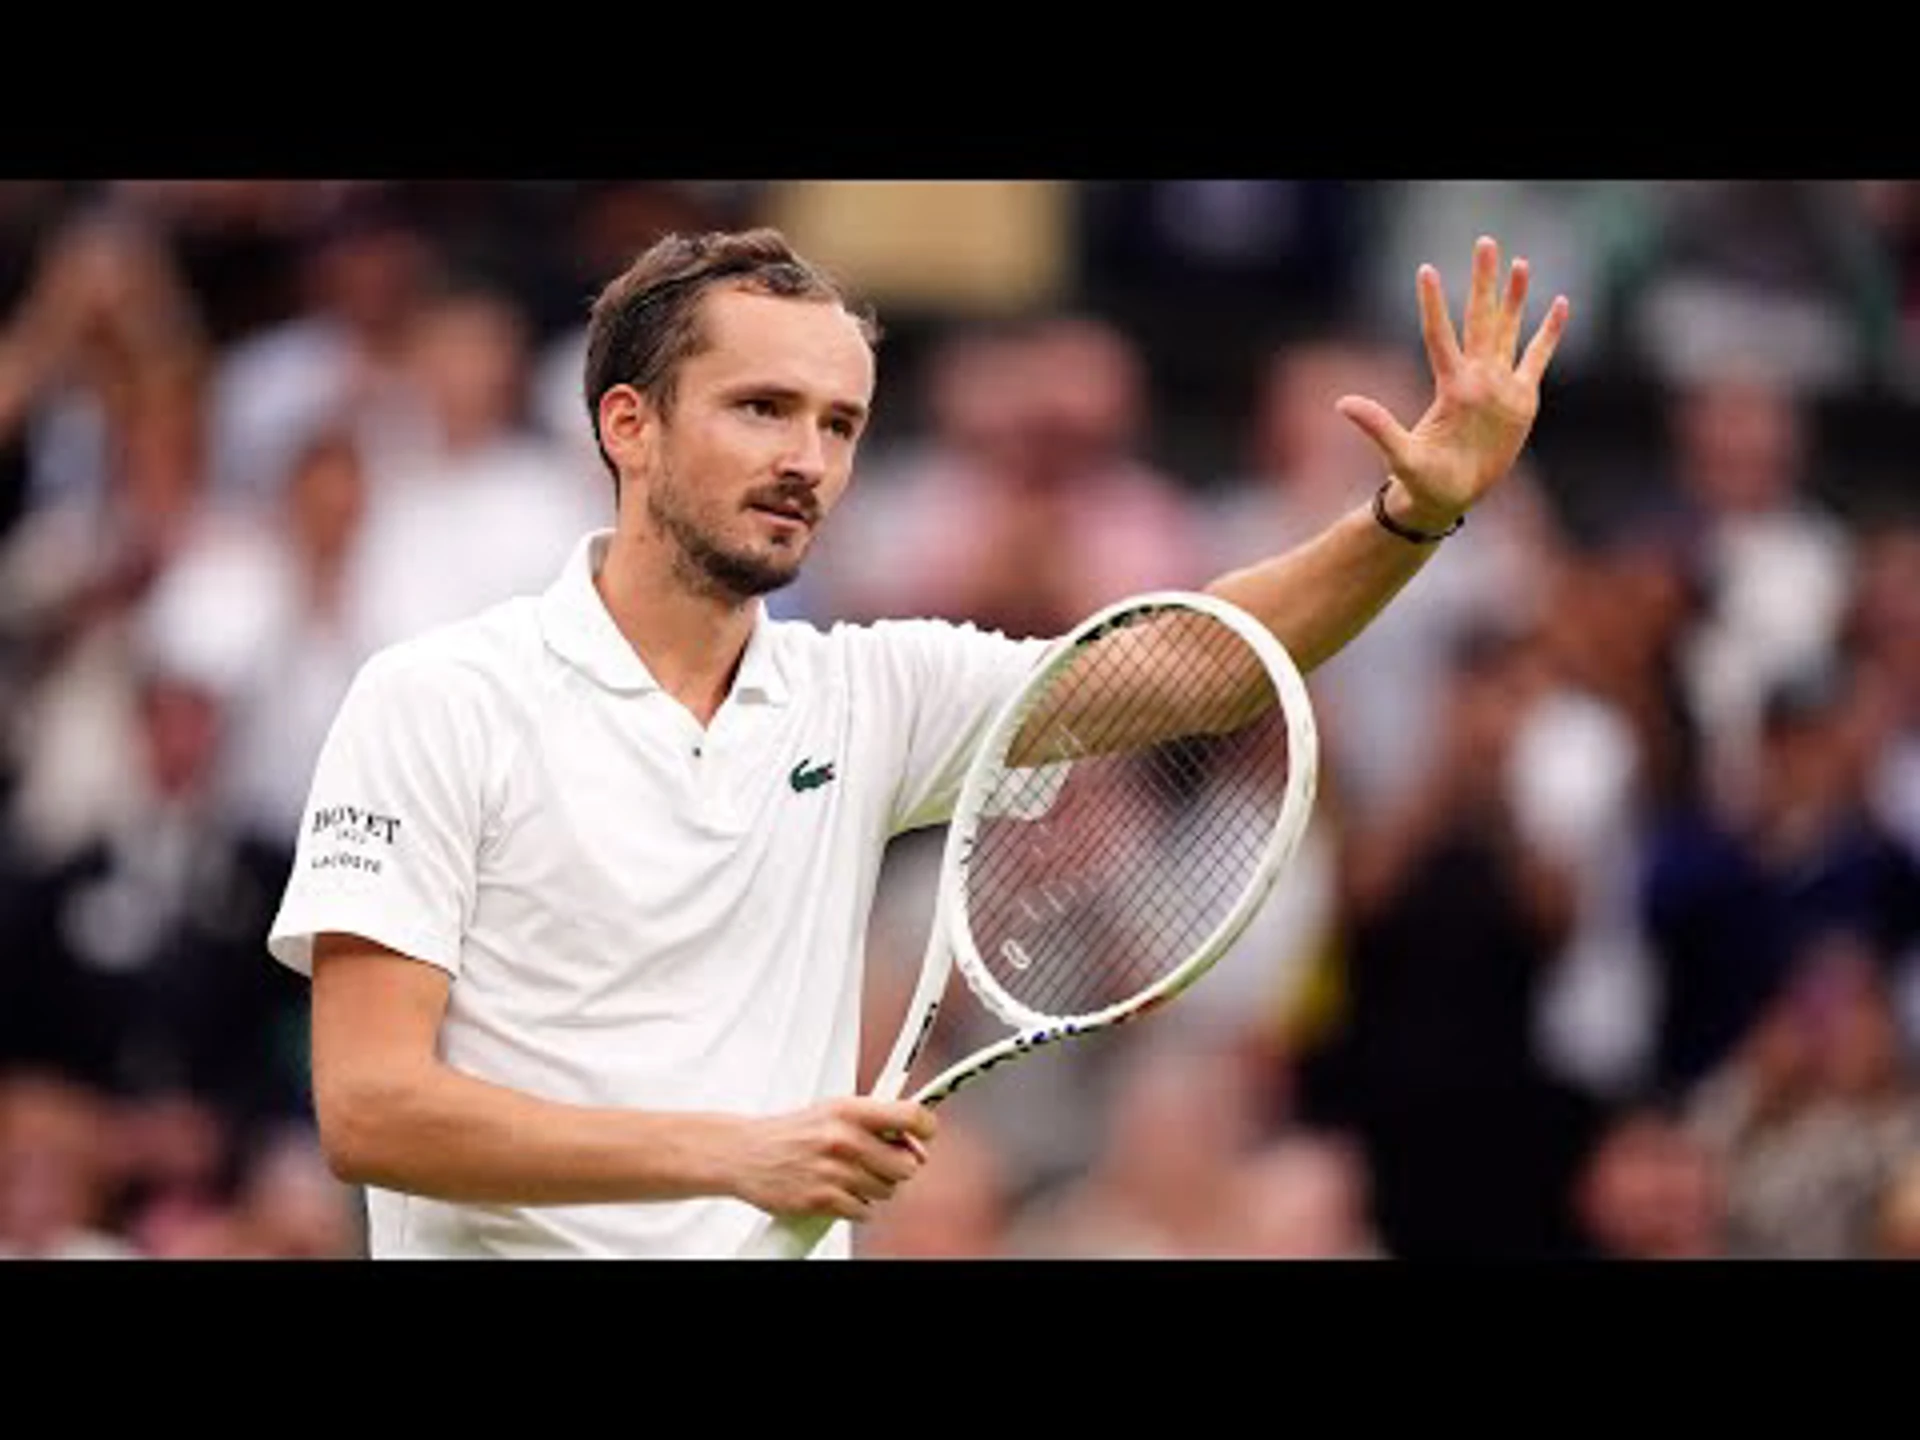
top-left (1205, 483), bottom-right (1454, 674)
top-left (1012, 487), bottom-right (1455, 763)
top-left (322, 1060), bottom-right (745, 1207)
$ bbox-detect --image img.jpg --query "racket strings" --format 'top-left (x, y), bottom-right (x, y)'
top-left (973, 741), bottom-right (1267, 995)
top-left (1079, 769), bottom-right (1283, 1007)
top-left (1001, 750), bottom-right (1278, 1017)
top-left (964, 613), bottom-right (1295, 1020)
top-left (973, 740), bottom-right (1280, 1016)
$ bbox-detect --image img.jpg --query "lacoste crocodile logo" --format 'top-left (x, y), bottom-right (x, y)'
top-left (789, 758), bottom-right (837, 793)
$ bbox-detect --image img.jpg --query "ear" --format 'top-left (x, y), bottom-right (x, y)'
top-left (598, 383), bottom-right (657, 477)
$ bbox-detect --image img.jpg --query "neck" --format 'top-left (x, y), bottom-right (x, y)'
top-left (594, 522), bottom-right (758, 726)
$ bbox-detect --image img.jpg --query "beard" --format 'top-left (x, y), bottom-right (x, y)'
top-left (645, 463), bottom-right (818, 602)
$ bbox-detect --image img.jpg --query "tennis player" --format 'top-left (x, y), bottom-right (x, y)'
top-left (267, 226), bottom-right (1567, 1259)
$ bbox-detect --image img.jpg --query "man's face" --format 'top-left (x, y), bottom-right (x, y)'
top-left (616, 286), bottom-right (874, 600)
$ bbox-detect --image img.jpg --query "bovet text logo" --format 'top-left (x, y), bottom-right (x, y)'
top-left (310, 803), bottom-right (401, 876)
top-left (311, 804), bottom-right (402, 847)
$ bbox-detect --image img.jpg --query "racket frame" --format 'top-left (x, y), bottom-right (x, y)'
top-left (745, 589), bottom-right (1318, 1258)
top-left (919, 588), bottom-right (1319, 1103)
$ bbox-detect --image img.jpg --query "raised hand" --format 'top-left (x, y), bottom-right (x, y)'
top-left (1335, 235), bottom-right (1570, 533)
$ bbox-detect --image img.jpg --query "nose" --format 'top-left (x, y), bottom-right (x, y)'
top-left (778, 418), bottom-right (829, 486)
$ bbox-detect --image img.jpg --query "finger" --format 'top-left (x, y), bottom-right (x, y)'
top-left (847, 1177), bottom-right (896, 1210)
top-left (1459, 236), bottom-right (1501, 356)
top-left (861, 1136), bottom-right (924, 1186)
top-left (869, 1123), bottom-right (930, 1166)
top-left (1516, 294), bottom-right (1572, 389)
top-left (1334, 395), bottom-right (1414, 473)
top-left (863, 1099), bottom-right (938, 1143)
top-left (1416, 264), bottom-right (1461, 380)
top-left (818, 1190), bottom-right (872, 1223)
top-left (831, 1124), bottom-right (922, 1187)
top-left (790, 1175), bottom-right (872, 1223)
top-left (1495, 257), bottom-right (1530, 363)
top-left (843, 1156), bottom-right (906, 1202)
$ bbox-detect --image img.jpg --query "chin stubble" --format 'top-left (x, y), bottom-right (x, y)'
top-left (647, 478), bottom-right (804, 602)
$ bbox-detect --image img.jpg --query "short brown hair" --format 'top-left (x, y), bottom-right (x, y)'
top-left (581, 227), bottom-right (880, 486)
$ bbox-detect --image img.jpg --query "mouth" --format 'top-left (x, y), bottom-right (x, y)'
top-left (747, 499), bottom-right (816, 530)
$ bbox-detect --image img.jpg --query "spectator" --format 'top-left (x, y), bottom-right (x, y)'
top-left (1516, 537), bottom-right (1688, 1101)
top-left (0, 611), bottom-right (310, 1144)
top-left (1231, 1130), bottom-right (1385, 1259)
top-left (0, 214), bottom-right (213, 865)
top-left (809, 316), bottom-right (1032, 623)
top-left (1641, 661), bottom-right (1920, 1095)
top-left (205, 186), bottom-right (440, 511)
top-left (1843, 519), bottom-right (1920, 1048)
top-left (1658, 373), bottom-right (1855, 811)
top-left (1295, 623), bottom-right (1605, 1258)
top-left (822, 312), bottom-right (1206, 638)
top-left (1573, 1107), bottom-right (1727, 1259)
top-left (347, 275), bottom-right (602, 655)
top-left (0, 183), bottom-right (99, 545)
top-left (222, 1124), bottom-right (362, 1259)
top-left (105, 181), bottom-right (359, 347)
top-left (113, 1088), bottom-right (238, 1257)
top-left (1008, 1036), bottom-right (1267, 1258)
top-left (1684, 929), bottom-right (1920, 1258)
top-left (1611, 181), bottom-right (1896, 394)
top-left (0, 1069), bottom-right (132, 1259)
top-left (146, 423), bottom-right (372, 845)
top-left (0, 206), bottom-right (206, 519)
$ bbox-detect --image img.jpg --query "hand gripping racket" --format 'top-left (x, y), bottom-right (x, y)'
top-left (743, 589), bottom-right (1319, 1258)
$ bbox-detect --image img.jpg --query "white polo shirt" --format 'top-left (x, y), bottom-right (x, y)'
top-left (268, 530), bottom-right (1047, 1259)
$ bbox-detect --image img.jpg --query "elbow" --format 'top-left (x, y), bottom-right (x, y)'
top-left (314, 1067), bottom-right (423, 1188)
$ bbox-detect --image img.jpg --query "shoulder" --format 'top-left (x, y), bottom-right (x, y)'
top-left (351, 598), bottom-right (546, 720)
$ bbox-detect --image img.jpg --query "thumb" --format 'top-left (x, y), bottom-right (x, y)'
top-left (1335, 395), bottom-right (1412, 472)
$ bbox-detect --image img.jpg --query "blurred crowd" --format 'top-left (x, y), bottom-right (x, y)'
top-left (0, 179), bottom-right (1918, 1260)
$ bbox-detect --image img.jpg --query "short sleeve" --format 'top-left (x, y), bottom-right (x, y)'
top-left (266, 644), bottom-right (493, 979)
top-left (860, 620), bottom-right (1052, 835)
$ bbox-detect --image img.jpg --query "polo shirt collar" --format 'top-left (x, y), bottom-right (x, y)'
top-left (538, 531), bottom-right (790, 706)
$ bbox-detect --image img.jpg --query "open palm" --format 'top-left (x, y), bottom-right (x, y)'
top-left (1337, 236), bottom-right (1570, 527)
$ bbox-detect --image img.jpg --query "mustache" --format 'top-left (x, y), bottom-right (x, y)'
top-left (743, 483), bottom-right (822, 526)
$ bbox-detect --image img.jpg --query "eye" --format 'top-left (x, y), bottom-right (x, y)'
top-left (827, 416), bottom-right (859, 441)
top-left (739, 396), bottom-right (781, 419)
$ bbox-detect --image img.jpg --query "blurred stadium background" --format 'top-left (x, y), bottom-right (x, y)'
top-left (1, 178), bottom-right (1918, 1260)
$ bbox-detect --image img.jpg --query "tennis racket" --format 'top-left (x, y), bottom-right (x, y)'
top-left (742, 588), bottom-right (1319, 1259)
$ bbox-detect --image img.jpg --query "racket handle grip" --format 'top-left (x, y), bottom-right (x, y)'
top-left (740, 1210), bottom-right (836, 1260)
